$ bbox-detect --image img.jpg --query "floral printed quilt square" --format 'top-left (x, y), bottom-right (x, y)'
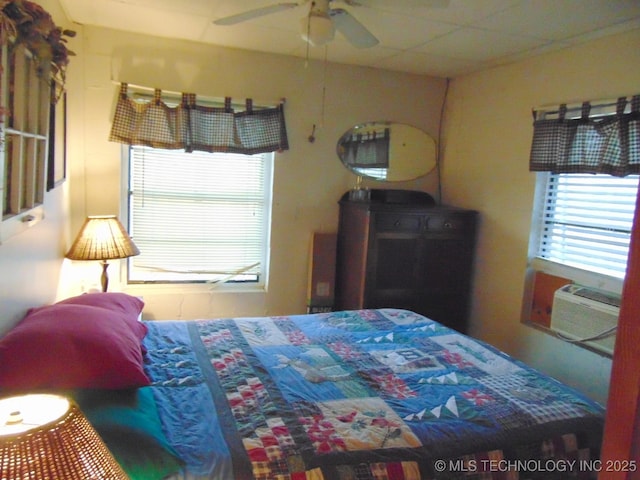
top-left (298, 398), bottom-right (422, 453)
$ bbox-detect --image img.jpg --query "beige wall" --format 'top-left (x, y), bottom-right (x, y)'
top-left (60, 26), bottom-right (447, 319)
top-left (442, 29), bottom-right (640, 405)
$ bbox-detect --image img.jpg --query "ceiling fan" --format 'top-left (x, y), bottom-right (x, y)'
top-left (213, 0), bottom-right (451, 48)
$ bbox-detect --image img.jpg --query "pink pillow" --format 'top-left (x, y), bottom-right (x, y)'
top-left (57, 292), bottom-right (147, 342)
top-left (0, 303), bottom-right (151, 390)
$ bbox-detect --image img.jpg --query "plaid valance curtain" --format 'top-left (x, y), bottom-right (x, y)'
top-left (342, 128), bottom-right (390, 168)
top-left (529, 95), bottom-right (640, 177)
top-left (109, 83), bottom-right (289, 154)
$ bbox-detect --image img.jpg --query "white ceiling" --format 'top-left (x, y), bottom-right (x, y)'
top-left (58, 0), bottom-right (640, 78)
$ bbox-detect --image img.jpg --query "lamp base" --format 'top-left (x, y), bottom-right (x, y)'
top-left (100, 260), bottom-right (110, 292)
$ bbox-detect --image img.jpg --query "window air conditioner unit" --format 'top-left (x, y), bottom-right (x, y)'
top-left (550, 284), bottom-right (620, 356)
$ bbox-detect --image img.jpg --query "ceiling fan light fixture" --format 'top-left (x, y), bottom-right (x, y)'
top-left (300, 12), bottom-right (335, 46)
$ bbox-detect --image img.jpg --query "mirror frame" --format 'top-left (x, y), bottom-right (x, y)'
top-left (337, 121), bottom-right (437, 181)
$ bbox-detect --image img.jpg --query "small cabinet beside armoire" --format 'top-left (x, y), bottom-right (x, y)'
top-left (335, 189), bottom-right (477, 333)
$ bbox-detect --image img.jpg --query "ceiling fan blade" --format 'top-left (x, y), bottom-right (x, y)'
top-left (213, 3), bottom-right (300, 26)
top-left (329, 8), bottom-right (379, 48)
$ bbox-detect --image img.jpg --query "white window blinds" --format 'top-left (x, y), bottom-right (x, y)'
top-left (538, 173), bottom-right (639, 278)
top-left (127, 145), bottom-right (273, 284)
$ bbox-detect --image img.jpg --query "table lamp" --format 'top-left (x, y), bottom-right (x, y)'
top-left (0, 393), bottom-right (128, 479)
top-left (65, 215), bottom-right (140, 292)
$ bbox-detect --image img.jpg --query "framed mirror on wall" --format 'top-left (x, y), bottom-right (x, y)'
top-left (337, 122), bottom-right (437, 182)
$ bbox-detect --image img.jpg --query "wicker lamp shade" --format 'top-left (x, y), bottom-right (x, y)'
top-left (0, 394), bottom-right (128, 479)
top-left (66, 215), bottom-right (139, 261)
top-left (65, 215), bottom-right (140, 292)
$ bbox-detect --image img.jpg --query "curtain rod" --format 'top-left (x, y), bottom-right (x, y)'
top-left (112, 81), bottom-right (286, 109)
top-left (533, 94), bottom-right (637, 114)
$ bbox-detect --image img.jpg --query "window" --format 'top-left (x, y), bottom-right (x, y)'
top-left (525, 96), bottom-right (639, 342)
top-left (0, 43), bottom-right (50, 242)
top-left (125, 146), bottom-right (273, 286)
top-left (535, 172), bottom-right (639, 279)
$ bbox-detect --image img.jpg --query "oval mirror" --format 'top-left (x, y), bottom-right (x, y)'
top-left (337, 122), bottom-right (437, 181)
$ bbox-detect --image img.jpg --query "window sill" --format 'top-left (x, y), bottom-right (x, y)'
top-left (123, 282), bottom-right (267, 296)
top-left (522, 320), bottom-right (614, 359)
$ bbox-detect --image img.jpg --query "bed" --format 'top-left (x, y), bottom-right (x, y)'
top-left (0, 293), bottom-right (605, 480)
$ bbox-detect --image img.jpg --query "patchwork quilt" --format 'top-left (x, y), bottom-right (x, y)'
top-left (142, 309), bottom-right (604, 480)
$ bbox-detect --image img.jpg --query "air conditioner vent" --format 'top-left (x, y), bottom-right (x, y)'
top-left (571, 286), bottom-right (621, 308)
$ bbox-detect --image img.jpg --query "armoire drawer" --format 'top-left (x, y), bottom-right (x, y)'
top-left (375, 213), bottom-right (422, 232)
top-left (426, 215), bottom-right (468, 231)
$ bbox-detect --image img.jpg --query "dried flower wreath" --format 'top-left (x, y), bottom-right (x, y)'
top-left (0, 0), bottom-right (75, 97)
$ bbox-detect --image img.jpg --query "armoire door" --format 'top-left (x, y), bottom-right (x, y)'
top-left (367, 234), bottom-right (421, 309)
